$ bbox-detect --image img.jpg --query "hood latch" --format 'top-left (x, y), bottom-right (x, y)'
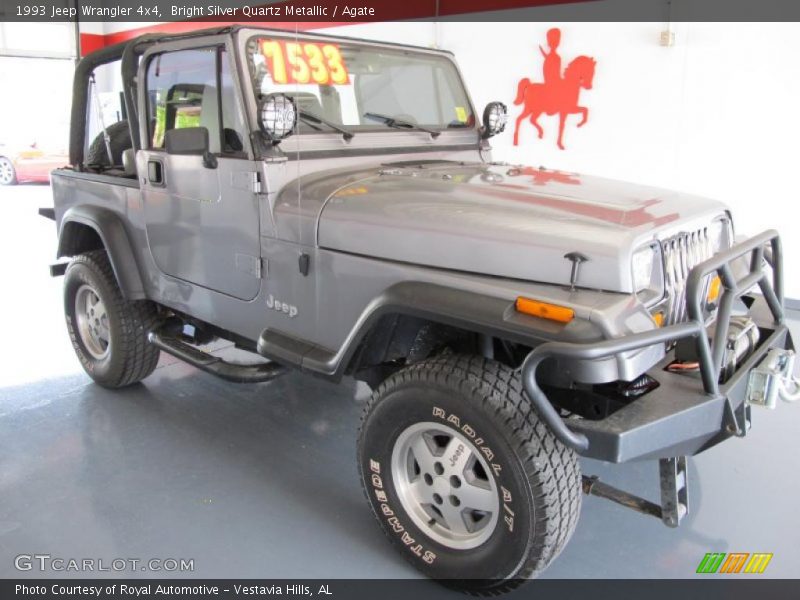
top-left (564, 252), bottom-right (589, 291)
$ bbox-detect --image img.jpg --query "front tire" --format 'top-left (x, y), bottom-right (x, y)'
top-left (64, 250), bottom-right (161, 388)
top-left (357, 355), bottom-right (581, 592)
top-left (0, 156), bottom-right (17, 185)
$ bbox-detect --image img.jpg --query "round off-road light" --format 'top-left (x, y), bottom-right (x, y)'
top-left (259, 94), bottom-right (297, 141)
top-left (482, 102), bottom-right (508, 138)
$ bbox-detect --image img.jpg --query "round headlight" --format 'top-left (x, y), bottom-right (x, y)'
top-left (632, 246), bottom-right (656, 292)
top-left (481, 102), bottom-right (508, 138)
top-left (259, 94), bottom-right (297, 141)
top-left (707, 217), bottom-right (732, 253)
top-left (631, 243), bottom-right (665, 305)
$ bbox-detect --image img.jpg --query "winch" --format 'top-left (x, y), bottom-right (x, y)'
top-left (672, 315), bottom-right (760, 381)
top-left (719, 316), bottom-right (760, 382)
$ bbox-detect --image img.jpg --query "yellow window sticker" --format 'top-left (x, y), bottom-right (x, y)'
top-left (454, 106), bottom-right (468, 123)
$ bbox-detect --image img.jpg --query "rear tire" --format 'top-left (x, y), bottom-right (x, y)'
top-left (64, 250), bottom-right (160, 388)
top-left (357, 354), bottom-right (582, 593)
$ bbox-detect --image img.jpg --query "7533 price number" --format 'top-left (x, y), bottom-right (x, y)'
top-left (260, 40), bottom-right (350, 86)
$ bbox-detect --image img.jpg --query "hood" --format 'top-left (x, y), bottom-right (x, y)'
top-left (315, 161), bottom-right (727, 292)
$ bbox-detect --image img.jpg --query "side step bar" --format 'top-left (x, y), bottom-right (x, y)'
top-left (148, 326), bottom-right (287, 384)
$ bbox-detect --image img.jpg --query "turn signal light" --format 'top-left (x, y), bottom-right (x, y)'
top-left (707, 275), bottom-right (722, 303)
top-left (652, 311), bottom-right (665, 327)
top-left (515, 297), bottom-right (574, 323)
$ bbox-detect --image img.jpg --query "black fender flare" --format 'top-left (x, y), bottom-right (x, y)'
top-left (58, 205), bottom-right (146, 300)
top-left (258, 281), bottom-right (604, 380)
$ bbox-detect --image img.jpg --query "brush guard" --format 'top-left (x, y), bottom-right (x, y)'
top-left (520, 230), bottom-right (792, 526)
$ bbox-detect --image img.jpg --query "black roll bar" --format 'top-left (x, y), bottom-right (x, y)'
top-left (69, 41), bottom-right (128, 167)
top-left (69, 27), bottom-right (237, 168)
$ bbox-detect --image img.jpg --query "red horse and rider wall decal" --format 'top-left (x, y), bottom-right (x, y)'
top-left (513, 28), bottom-right (596, 150)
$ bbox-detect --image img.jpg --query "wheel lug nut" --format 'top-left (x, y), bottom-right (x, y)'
top-left (423, 473), bottom-right (433, 485)
top-left (434, 462), bottom-right (444, 475)
top-left (433, 493), bottom-right (443, 505)
top-left (449, 495), bottom-right (460, 507)
top-left (450, 475), bottom-right (461, 488)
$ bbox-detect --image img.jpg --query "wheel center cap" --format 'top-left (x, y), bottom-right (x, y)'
top-left (432, 477), bottom-right (450, 497)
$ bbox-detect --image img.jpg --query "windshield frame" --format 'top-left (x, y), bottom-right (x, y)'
top-left (235, 28), bottom-right (480, 149)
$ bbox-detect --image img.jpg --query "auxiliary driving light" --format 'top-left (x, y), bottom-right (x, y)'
top-left (259, 93), bottom-right (297, 141)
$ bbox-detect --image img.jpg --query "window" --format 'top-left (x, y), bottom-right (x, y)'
top-left (146, 47), bottom-right (246, 155)
top-left (246, 37), bottom-right (475, 133)
top-left (84, 59), bottom-right (126, 161)
top-left (220, 51), bottom-right (246, 153)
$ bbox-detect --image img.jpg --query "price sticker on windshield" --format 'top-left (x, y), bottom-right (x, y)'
top-left (260, 40), bottom-right (350, 86)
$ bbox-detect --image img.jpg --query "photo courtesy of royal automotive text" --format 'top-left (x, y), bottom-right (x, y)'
top-left (0, 0), bottom-right (798, 599)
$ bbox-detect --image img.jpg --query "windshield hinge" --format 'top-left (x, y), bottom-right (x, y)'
top-left (252, 172), bottom-right (263, 194)
top-left (235, 254), bottom-right (263, 279)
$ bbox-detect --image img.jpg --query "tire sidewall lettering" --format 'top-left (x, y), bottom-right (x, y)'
top-left (367, 459), bottom-right (437, 564)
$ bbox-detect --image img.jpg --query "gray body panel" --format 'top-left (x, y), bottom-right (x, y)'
top-left (311, 162), bottom-right (726, 293)
top-left (52, 160), bottom-right (666, 386)
top-left (136, 34), bottom-right (263, 302)
top-left (139, 153), bottom-right (262, 301)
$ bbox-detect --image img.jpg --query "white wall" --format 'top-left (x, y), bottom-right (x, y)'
top-left (0, 57), bottom-right (74, 150)
top-left (330, 21), bottom-right (800, 298)
top-left (0, 22), bottom-right (76, 149)
top-left (0, 22), bottom-right (75, 59)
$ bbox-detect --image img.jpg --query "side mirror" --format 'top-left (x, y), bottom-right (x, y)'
top-left (258, 93), bottom-right (297, 142)
top-left (481, 102), bottom-right (508, 139)
top-left (165, 127), bottom-right (216, 169)
top-left (121, 148), bottom-right (136, 176)
top-left (165, 127), bottom-right (209, 155)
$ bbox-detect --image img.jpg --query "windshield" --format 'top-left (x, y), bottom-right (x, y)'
top-left (246, 36), bottom-right (475, 133)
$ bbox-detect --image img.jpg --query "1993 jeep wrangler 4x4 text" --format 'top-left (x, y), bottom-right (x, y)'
top-left (43, 26), bottom-right (795, 592)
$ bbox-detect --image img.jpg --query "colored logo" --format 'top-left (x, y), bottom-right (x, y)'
top-left (513, 27), bottom-right (596, 150)
top-left (696, 552), bottom-right (773, 574)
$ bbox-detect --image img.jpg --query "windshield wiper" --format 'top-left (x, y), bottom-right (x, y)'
top-left (364, 112), bottom-right (441, 138)
top-left (297, 110), bottom-right (355, 141)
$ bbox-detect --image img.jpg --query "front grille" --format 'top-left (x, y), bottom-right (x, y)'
top-left (662, 228), bottom-right (714, 326)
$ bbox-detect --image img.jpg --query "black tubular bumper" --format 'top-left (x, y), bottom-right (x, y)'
top-left (522, 230), bottom-right (792, 462)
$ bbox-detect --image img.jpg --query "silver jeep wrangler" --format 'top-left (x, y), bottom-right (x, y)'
top-left (43, 26), bottom-right (794, 591)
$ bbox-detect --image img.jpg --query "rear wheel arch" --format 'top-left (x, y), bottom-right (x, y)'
top-left (58, 207), bottom-right (146, 300)
top-left (58, 221), bottom-right (104, 256)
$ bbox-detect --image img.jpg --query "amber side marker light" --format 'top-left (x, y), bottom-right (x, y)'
top-left (707, 275), bottom-right (722, 303)
top-left (652, 311), bottom-right (665, 327)
top-left (515, 297), bottom-right (575, 323)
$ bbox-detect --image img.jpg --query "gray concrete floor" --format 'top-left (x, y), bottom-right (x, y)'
top-left (1, 184), bottom-right (799, 579)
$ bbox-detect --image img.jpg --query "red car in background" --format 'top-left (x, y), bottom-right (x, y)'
top-left (0, 142), bottom-right (69, 185)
